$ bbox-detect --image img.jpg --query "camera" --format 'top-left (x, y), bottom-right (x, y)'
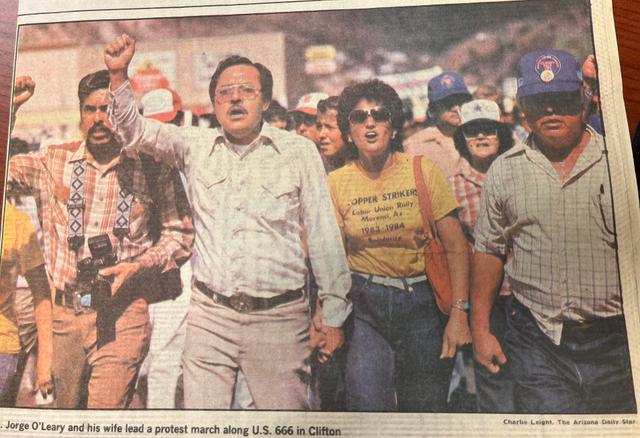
top-left (75, 234), bottom-right (117, 311)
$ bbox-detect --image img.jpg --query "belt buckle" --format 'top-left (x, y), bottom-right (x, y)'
top-left (229, 293), bottom-right (251, 313)
top-left (72, 291), bottom-right (93, 315)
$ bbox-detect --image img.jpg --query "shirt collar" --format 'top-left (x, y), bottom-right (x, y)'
top-left (507, 125), bottom-right (604, 183)
top-left (455, 158), bottom-right (486, 186)
top-left (212, 122), bottom-right (281, 155)
top-left (505, 125), bottom-right (603, 164)
top-left (68, 140), bottom-right (136, 172)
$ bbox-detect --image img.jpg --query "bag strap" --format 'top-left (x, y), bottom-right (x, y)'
top-left (412, 155), bottom-right (439, 240)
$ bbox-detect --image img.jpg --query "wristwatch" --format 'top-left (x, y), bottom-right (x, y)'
top-left (451, 299), bottom-right (469, 312)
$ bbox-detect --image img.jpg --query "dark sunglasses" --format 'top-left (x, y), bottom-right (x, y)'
top-left (462, 123), bottom-right (498, 138)
top-left (348, 107), bottom-right (392, 124)
top-left (521, 92), bottom-right (583, 117)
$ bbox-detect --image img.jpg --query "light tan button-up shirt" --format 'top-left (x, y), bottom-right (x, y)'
top-left (474, 126), bottom-right (621, 344)
top-left (403, 126), bottom-right (461, 178)
top-left (109, 81), bottom-right (351, 327)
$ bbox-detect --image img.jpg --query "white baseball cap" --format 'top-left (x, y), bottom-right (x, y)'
top-left (141, 88), bottom-right (182, 122)
top-left (291, 92), bottom-right (329, 116)
top-left (460, 99), bottom-right (501, 125)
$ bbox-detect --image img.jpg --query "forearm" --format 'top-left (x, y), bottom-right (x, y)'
top-left (8, 154), bottom-right (40, 194)
top-left (301, 148), bottom-right (352, 328)
top-left (437, 215), bottom-right (470, 304)
top-left (470, 251), bottom-right (504, 336)
top-left (108, 67), bottom-right (128, 93)
top-left (109, 81), bottom-right (185, 169)
top-left (136, 218), bottom-right (194, 272)
top-left (136, 174), bottom-right (194, 272)
top-left (26, 265), bottom-right (53, 373)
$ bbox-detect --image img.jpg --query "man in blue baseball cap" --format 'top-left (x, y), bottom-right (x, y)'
top-left (470, 49), bottom-right (635, 413)
top-left (403, 71), bottom-right (472, 177)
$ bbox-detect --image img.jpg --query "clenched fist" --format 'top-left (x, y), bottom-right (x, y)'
top-left (13, 76), bottom-right (35, 111)
top-left (104, 34), bottom-right (136, 90)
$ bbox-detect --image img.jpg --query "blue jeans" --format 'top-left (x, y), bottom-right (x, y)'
top-left (504, 296), bottom-right (636, 414)
top-left (345, 274), bottom-right (452, 412)
top-left (0, 353), bottom-right (18, 404)
top-left (473, 295), bottom-right (515, 413)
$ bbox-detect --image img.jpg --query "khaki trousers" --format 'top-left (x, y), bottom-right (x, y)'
top-left (52, 298), bottom-right (150, 408)
top-left (182, 288), bottom-right (311, 410)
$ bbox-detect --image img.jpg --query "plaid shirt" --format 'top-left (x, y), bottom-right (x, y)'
top-left (450, 158), bottom-right (485, 239)
top-left (8, 141), bottom-right (194, 291)
top-left (450, 158), bottom-right (510, 296)
top-left (474, 127), bottom-right (620, 344)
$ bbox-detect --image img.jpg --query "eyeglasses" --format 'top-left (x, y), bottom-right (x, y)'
top-left (348, 107), bottom-right (392, 124)
top-left (215, 84), bottom-right (261, 103)
top-left (521, 92), bottom-right (583, 117)
top-left (462, 124), bottom-right (498, 138)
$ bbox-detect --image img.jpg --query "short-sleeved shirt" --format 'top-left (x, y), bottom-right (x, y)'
top-left (474, 126), bottom-right (620, 344)
top-left (328, 152), bottom-right (458, 277)
top-left (0, 203), bottom-right (45, 354)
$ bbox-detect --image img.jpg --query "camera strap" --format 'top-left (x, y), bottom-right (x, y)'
top-left (67, 159), bottom-right (134, 251)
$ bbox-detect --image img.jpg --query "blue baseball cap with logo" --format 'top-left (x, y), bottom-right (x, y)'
top-left (428, 71), bottom-right (471, 103)
top-left (516, 49), bottom-right (583, 99)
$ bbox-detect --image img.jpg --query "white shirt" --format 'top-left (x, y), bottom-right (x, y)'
top-left (109, 81), bottom-right (351, 327)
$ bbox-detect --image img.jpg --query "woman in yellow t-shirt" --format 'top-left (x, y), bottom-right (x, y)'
top-left (0, 203), bottom-right (53, 405)
top-left (327, 79), bottom-right (471, 412)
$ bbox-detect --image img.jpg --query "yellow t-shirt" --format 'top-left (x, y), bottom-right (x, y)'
top-left (328, 152), bottom-right (458, 277)
top-left (0, 203), bottom-right (45, 354)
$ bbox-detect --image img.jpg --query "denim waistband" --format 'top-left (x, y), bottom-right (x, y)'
top-left (352, 271), bottom-right (427, 293)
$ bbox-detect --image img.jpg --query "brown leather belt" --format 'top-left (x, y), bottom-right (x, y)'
top-left (194, 281), bottom-right (303, 313)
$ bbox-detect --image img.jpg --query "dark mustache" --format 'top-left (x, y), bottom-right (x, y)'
top-left (88, 121), bottom-right (112, 136)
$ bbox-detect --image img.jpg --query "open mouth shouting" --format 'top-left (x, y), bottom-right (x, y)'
top-left (364, 131), bottom-right (379, 142)
top-left (228, 106), bottom-right (247, 120)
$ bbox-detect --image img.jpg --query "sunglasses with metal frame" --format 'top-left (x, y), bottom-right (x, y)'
top-left (215, 84), bottom-right (261, 103)
top-left (348, 107), bottom-right (392, 124)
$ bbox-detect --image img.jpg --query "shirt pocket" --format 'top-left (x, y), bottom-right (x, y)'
top-left (194, 169), bottom-right (228, 219)
top-left (258, 174), bottom-right (299, 224)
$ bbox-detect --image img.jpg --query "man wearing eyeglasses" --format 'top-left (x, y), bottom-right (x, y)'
top-left (403, 71), bottom-right (472, 178)
top-left (104, 35), bottom-right (351, 410)
top-left (471, 49), bottom-right (635, 413)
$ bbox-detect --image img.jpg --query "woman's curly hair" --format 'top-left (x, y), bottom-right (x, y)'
top-left (337, 79), bottom-right (405, 159)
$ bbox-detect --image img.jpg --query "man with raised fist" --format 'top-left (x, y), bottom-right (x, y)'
top-left (9, 70), bottom-right (193, 408)
top-left (104, 34), bottom-right (351, 410)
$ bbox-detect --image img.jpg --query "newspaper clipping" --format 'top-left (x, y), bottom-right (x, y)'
top-left (1, 0), bottom-right (639, 436)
